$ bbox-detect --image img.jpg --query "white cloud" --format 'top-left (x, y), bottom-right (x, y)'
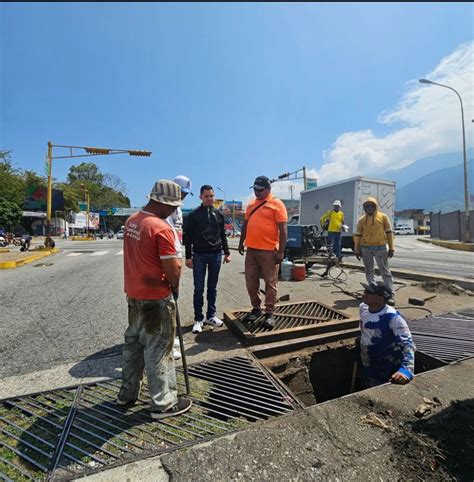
top-left (316, 41), bottom-right (474, 185)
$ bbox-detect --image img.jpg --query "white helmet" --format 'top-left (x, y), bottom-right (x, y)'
top-left (333, 200), bottom-right (342, 207)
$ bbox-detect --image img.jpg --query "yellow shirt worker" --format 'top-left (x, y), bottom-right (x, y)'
top-left (320, 200), bottom-right (344, 259)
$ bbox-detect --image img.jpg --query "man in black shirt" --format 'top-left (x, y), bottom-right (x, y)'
top-left (184, 185), bottom-right (231, 333)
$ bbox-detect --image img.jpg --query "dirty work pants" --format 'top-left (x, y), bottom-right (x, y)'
top-left (192, 251), bottom-right (222, 321)
top-left (327, 231), bottom-right (342, 258)
top-left (118, 295), bottom-right (178, 412)
top-left (245, 248), bottom-right (279, 314)
top-left (361, 246), bottom-right (393, 292)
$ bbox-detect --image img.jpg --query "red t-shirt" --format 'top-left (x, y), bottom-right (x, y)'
top-left (123, 211), bottom-right (178, 300)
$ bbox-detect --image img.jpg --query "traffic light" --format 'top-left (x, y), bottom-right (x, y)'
top-left (85, 147), bottom-right (111, 155)
top-left (128, 150), bottom-right (152, 157)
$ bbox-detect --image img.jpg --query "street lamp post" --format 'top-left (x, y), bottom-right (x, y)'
top-left (419, 79), bottom-right (470, 243)
top-left (80, 184), bottom-right (90, 238)
top-left (45, 143), bottom-right (151, 245)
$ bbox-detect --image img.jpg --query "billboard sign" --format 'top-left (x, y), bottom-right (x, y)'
top-left (24, 186), bottom-right (65, 211)
top-left (224, 200), bottom-right (243, 210)
top-left (72, 211), bottom-right (100, 229)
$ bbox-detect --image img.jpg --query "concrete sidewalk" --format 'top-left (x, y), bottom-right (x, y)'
top-left (418, 237), bottom-right (474, 252)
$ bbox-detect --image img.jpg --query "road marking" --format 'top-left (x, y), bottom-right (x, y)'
top-left (116, 250), bottom-right (123, 255)
top-left (90, 251), bottom-right (108, 256)
top-left (66, 252), bottom-right (82, 257)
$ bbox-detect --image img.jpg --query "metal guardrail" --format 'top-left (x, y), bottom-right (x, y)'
top-left (0, 356), bottom-right (298, 481)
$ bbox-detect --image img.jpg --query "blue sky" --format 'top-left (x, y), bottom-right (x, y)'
top-left (1, 3), bottom-right (473, 208)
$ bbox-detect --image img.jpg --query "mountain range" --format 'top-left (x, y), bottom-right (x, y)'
top-left (379, 150), bottom-right (473, 212)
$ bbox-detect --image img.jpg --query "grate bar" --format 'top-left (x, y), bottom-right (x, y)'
top-left (0, 356), bottom-right (295, 480)
top-left (0, 455), bottom-right (36, 480)
top-left (77, 389), bottom-right (182, 445)
top-left (6, 400), bottom-right (110, 467)
top-left (0, 440), bottom-right (48, 473)
top-left (188, 365), bottom-right (277, 392)
top-left (40, 393), bottom-right (135, 456)
top-left (186, 373), bottom-right (288, 403)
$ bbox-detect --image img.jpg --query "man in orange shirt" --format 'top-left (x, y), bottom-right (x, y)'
top-left (117, 179), bottom-right (192, 420)
top-left (238, 176), bottom-right (288, 328)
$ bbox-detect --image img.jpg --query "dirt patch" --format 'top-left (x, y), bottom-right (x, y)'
top-left (421, 280), bottom-right (474, 296)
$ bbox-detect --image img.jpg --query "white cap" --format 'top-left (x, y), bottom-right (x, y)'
top-left (333, 200), bottom-right (342, 207)
top-left (172, 175), bottom-right (193, 195)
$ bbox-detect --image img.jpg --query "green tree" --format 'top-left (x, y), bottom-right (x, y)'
top-left (0, 160), bottom-right (25, 205)
top-left (0, 199), bottom-right (23, 230)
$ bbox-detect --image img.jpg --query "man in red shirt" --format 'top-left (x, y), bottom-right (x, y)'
top-left (238, 176), bottom-right (288, 328)
top-left (117, 179), bottom-right (192, 420)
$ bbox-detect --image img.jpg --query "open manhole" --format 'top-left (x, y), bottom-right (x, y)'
top-left (0, 356), bottom-right (299, 480)
top-left (253, 310), bottom-right (474, 407)
top-left (224, 301), bottom-right (358, 346)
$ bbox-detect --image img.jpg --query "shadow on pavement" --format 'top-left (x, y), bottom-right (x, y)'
top-left (68, 345), bottom-right (123, 379)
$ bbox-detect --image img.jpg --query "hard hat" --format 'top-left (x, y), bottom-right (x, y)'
top-left (333, 200), bottom-right (342, 207)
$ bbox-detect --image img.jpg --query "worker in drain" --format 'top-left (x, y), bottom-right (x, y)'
top-left (320, 199), bottom-right (345, 261)
top-left (238, 175), bottom-right (288, 329)
top-left (354, 196), bottom-right (395, 295)
top-left (359, 281), bottom-right (415, 387)
top-left (117, 179), bottom-right (192, 420)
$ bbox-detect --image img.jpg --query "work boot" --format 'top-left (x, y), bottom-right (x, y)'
top-left (245, 308), bottom-right (263, 324)
top-left (262, 314), bottom-right (276, 329)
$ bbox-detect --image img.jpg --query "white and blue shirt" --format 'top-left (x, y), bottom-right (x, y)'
top-left (359, 303), bottom-right (415, 385)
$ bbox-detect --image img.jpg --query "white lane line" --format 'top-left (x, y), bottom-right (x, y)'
top-left (66, 252), bottom-right (82, 257)
top-left (90, 251), bottom-right (109, 256)
top-left (115, 250), bottom-right (123, 255)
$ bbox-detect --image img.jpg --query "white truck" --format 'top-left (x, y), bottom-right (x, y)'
top-left (299, 176), bottom-right (396, 251)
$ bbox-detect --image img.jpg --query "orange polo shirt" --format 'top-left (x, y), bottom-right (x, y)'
top-left (245, 194), bottom-right (288, 251)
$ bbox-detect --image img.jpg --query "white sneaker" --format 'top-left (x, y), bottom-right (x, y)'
top-left (173, 337), bottom-right (180, 349)
top-left (205, 316), bottom-right (224, 327)
top-left (173, 348), bottom-right (181, 360)
top-left (192, 320), bottom-right (204, 333)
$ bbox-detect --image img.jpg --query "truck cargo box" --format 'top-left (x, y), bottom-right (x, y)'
top-left (299, 176), bottom-right (396, 250)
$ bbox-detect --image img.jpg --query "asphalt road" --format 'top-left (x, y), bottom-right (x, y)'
top-left (0, 238), bottom-right (250, 379)
top-left (347, 236), bottom-right (474, 279)
top-left (1, 235), bottom-right (472, 380)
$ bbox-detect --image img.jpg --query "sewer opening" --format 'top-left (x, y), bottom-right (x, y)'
top-left (265, 343), bottom-right (446, 407)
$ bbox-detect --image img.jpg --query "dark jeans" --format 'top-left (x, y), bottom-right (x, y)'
top-left (327, 231), bottom-right (342, 258)
top-left (193, 252), bottom-right (222, 321)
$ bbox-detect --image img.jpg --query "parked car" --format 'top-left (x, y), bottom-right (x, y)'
top-left (394, 225), bottom-right (414, 235)
top-left (116, 230), bottom-right (124, 239)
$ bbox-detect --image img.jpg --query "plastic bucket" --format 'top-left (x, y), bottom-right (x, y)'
top-left (293, 263), bottom-right (306, 281)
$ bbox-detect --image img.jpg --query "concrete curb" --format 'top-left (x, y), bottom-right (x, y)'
top-left (70, 236), bottom-right (94, 241)
top-left (418, 237), bottom-right (474, 252)
top-left (0, 248), bottom-right (59, 269)
top-left (314, 259), bottom-right (474, 291)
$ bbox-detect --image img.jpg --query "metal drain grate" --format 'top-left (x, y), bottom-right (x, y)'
top-left (409, 311), bottom-right (474, 363)
top-left (224, 301), bottom-right (358, 346)
top-left (0, 356), bottom-right (298, 481)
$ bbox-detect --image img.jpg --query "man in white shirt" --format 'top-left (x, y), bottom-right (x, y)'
top-left (166, 175), bottom-right (193, 359)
